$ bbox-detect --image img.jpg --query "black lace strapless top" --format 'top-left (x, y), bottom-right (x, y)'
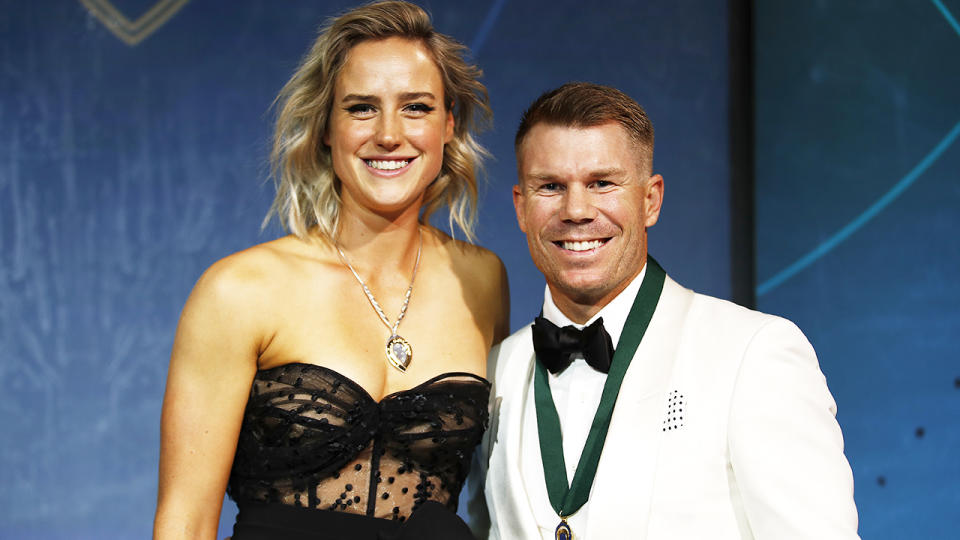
top-left (227, 363), bottom-right (490, 523)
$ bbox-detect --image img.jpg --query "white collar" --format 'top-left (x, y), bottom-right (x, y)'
top-left (541, 263), bottom-right (647, 348)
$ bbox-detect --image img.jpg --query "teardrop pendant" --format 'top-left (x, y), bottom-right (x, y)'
top-left (385, 335), bottom-right (412, 372)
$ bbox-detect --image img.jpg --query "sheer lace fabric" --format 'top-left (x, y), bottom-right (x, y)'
top-left (228, 363), bottom-right (489, 522)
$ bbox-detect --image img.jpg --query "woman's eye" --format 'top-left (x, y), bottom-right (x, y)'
top-left (404, 103), bottom-right (435, 116)
top-left (346, 104), bottom-right (376, 116)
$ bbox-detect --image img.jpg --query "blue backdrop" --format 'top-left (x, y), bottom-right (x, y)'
top-left (0, 1), bottom-right (730, 538)
top-left (755, 1), bottom-right (960, 538)
top-left (7, 1), bottom-right (959, 539)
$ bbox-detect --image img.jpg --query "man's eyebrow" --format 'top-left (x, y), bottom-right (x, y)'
top-left (527, 172), bottom-right (560, 181)
top-left (526, 168), bottom-right (627, 181)
top-left (587, 167), bottom-right (627, 178)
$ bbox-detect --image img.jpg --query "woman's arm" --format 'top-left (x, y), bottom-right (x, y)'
top-left (153, 258), bottom-right (263, 540)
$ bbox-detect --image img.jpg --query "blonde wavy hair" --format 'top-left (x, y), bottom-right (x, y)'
top-left (265, 1), bottom-right (491, 242)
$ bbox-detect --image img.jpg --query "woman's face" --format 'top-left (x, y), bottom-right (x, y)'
top-left (325, 37), bottom-right (454, 221)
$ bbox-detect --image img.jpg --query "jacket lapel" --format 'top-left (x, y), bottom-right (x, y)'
top-left (586, 277), bottom-right (694, 538)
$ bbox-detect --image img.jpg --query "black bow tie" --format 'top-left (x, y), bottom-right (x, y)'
top-left (532, 316), bottom-right (615, 374)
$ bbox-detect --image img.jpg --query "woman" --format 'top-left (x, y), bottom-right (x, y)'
top-left (152, 2), bottom-right (509, 538)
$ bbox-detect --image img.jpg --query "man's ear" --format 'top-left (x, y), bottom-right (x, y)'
top-left (644, 174), bottom-right (664, 227)
top-left (512, 183), bottom-right (527, 233)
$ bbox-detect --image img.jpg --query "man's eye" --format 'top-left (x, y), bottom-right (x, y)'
top-left (593, 180), bottom-right (614, 189)
top-left (540, 183), bottom-right (562, 192)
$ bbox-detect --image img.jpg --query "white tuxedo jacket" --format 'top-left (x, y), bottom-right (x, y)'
top-left (481, 276), bottom-right (859, 539)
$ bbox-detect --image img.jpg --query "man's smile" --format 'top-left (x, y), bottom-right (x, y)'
top-left (554, 238), bottom-right (610, 252)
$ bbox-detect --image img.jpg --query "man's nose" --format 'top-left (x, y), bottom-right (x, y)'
top-left (374, 114), bottom-right (401, 151)
top-left (560, 186), bottom-right (597, 223)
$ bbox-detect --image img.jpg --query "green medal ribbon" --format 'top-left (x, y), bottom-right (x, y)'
top-left (534, 257), bottom-right (665, 523)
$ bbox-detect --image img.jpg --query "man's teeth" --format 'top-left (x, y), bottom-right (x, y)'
top-left (366, 159), bottom-right (409, 170)
top-left (562, 240), bottom-right (603, 252)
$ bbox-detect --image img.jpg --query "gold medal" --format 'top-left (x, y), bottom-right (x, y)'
top-left (555, 518), bottom-right (572, 540)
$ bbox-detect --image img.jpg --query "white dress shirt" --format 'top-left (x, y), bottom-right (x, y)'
top-left (519, 265), bottom-right (647, 539)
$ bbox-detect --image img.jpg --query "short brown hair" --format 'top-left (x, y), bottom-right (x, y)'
top-left (515, 82), bottom-right (654, 172)
top-left (267, 1), bottom-right (491, 242)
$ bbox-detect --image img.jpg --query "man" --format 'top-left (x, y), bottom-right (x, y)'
top-left (482, 83), bottom-right (859, 539)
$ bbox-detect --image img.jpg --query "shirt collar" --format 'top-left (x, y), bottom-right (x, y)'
top-left (541, 263), bottom-right (647, 348)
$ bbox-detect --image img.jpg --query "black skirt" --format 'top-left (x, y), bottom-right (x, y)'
top-left (232, 501), bottom-right (476, 540)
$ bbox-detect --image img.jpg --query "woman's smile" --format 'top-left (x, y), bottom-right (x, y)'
top-left (362, 157), bottom-right (416, 177)
top-left (364, 158), bottom-right (412, 171)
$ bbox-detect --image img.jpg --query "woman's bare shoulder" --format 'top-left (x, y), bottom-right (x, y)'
top-left (428, 228), bottom-right (505, 280)
top-left (426, 227), bottom-right (510, 342)
top-left (174, 236), bottom-right (326, 359)
top-left (189, 235), bottom-right (319, 310)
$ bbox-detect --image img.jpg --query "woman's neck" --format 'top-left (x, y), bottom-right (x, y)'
top-left (334, 204), bottom-right (424, 275)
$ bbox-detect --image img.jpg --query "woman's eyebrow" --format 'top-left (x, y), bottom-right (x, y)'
top-left (397, 91), bottom-right (437, 101)
top-left (341, 94), bottom-right (379, 103)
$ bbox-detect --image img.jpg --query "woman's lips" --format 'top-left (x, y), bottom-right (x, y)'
top-left (364, 158), bottom-right (411, 171)
top-left (362, 158), bottom-right (417, 177)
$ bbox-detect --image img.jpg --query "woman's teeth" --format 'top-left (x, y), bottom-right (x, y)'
top-left (561, 240), bottom-right (603, 252)
top-left (365, 159), bottom-right (409, 170)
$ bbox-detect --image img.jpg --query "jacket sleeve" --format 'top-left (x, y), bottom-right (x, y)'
top-left (727, 317), bottom-right (860, 539)
top-left (460, 448), bottom-right (491, 539)
top-left (459, 340), bottom-right (505, 539)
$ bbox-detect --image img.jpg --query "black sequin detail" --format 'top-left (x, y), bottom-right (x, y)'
top-left (228, 364), bottom-right (489, 521)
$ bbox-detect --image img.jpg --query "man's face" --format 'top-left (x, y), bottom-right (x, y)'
top-left (514, 122), bottom-right (663, 321)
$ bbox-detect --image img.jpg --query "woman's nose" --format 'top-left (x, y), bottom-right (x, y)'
top-left (374, 114), bottom-right (401, 150)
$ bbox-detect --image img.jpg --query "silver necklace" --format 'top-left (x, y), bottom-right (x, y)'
top-left (335, 227), bottom-right (422, 372)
